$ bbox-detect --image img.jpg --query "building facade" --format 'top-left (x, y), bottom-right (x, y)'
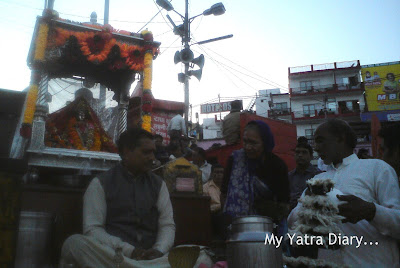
top-left (202, 117), bottom-right (223, 140)
top-left (256, 60), bottom-right (371, 158)
top-left (288, 60), bottom-right (368, 148)
top-left (255, 88), bottom-right (291, 123)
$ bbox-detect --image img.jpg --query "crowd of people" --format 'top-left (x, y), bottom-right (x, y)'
top-left (59, 117), bottom-right (400, 267)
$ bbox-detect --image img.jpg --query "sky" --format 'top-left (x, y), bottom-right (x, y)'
top-left (1, 0), bottom-right (399, 121)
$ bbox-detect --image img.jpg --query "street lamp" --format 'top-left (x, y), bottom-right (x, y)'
top-left (156, 0), bottom-right (230, 135)
top-left (155, 0), bottom-right (173, 11)
top-left (202, 3), bottom-right (226, 16)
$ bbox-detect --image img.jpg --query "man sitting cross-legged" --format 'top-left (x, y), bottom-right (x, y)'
top-left (60, 128), bottom-right (175, 267)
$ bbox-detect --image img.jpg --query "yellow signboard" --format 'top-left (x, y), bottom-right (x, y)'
top-left (361, 62), bottom-right (400, 111)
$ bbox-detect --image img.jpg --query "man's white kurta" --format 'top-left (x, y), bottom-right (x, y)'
top-left (83, 178), bottom-right (175, 257)
top-left (289, 154), bottom-right (400, 268)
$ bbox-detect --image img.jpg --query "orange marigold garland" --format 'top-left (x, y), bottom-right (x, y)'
top-left (80, 34), bottom-right (116, 63)
top-left (49, 26), bottom-right (156, 70)
top-left (67, 117), bottom-right (101, 151)
top-left (44, 97), bottom-right (118, 152)
top-left (23, 85), bottom-right (39, 125)
top-left (141, 48), bottom-right (154, 132)
top-left (34, 23), bottom-right (49, 61)
top-left (143, 51), bottom-right (153, 90)
top-left (142, 115), bottom-right (152, 132)
top-left (45, 121), bottom-right (67, 148)
top-left (54, 28), bottom-right (72, 46)
top-left (120, 43), bottom-right (145, 71)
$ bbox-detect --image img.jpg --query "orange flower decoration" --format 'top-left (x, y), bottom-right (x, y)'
top-left (67, 117), bottom-right (102, 151)
top-left (55, 28), bottom-right (72, 46)
top-left (78, 31), bottom-right (116, 63)
top-left (120, 43), bottom-right (145, 71)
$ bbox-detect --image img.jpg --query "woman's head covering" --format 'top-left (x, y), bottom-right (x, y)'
top-left (245, 120), bottom-right (275, 153)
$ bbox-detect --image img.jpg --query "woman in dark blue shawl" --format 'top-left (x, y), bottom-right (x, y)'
top-left (221, 120), bottom-right (290, 234)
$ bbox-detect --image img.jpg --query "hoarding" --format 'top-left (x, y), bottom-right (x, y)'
top-left (200, 100), bottom-right (243, 114)
top-left (151, 111), bottom-right (174, 143)
top-left (362, 61), bottom-right (400, 111)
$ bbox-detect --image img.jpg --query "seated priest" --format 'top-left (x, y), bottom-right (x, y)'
top-left (60, 128), bottom-right (176, 267)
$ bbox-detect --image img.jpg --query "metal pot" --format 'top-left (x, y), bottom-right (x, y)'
top-left (227, 216), bottom-right (283, 268)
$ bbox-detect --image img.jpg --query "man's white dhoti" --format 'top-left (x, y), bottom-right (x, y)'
top-left (60, 234), bottom-right (213, 268)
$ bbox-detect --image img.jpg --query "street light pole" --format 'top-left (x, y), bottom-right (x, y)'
top-left (183, 0), bottom-right (190, 134)
top-left (155, 0), bottom-right (229, 136)
top-left (99, 0), bottom-right (110, 109)
top-left (104, 0), bottom-right (109, 24)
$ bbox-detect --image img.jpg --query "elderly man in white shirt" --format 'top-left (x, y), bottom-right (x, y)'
top-left (289, 119), bottom-right (400, 268)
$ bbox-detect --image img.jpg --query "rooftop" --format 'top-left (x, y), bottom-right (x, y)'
top-left (289, 60), bottom-right (360, 75)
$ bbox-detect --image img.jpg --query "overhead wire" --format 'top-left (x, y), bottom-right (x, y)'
top-left (0, 0), bottom-right (180, 26)
top-left (0, 0), bottom-right (42, 11)
top-left (136, 4), bottom-right (164, 33)
top-left (0, 21), bottom-right (33, 34)
top-left (152, 0), bottom-right (175, 31)
top-left (194, 45), bottom-right (260, 91)
top-left (192, 46), bottom-right (259, 93)
top-left (191, 95), bottom-right (257, 108)
top-left (0, 16), bottom-right (35, 29)
top-left (159, 37), bottom-right (182, 55)
top-left (189, 33), bottom-right (288, 96)
top-left (188, 47), bottom-right (263, 115)
top-left (154, 29), bottom-right (174, 37)
top-left (192, 45), bottom-right (248, 95)
top-left (191, 38), bottom-right (364, 108)
top-left (4, 0), bottom-right (381, 114)
top-left (198, 45), bottom-right (289, 91)
top-left (197, 45), bottom-right (287, 90)
top-left (53, 79), bottom-right (75, 95)
top-left (189, 35), bottom-right (254, 95)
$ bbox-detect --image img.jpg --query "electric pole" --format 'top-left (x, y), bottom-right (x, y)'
top-left (99, 0), bottom-right (109, 109)
top-left (155, 0), bottom-right (231, 135)
top-left (218, 93), bottom-right (222, 121)
top-left (183, 0), bottom-right (190, 133)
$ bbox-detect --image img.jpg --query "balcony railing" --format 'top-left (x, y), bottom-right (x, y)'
top-left (292, 107), bottom-right (361, 121)
top-left (289, 60), bottom-right (360, 74)
top-left (290, 83), bottom-right (364, 96)
top-left (268, 108), bottom-right (291, 117)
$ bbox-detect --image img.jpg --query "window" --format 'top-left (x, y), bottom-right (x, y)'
top-left (305, 129), bottom-right (316, 145)
top-left (326, 98), bottom-right (337, 113)
top-left (349, 76), bottom-right (358, 86)
top-left (275, 102), bottom-right (288, 111)
top-left (303, 104), bottom-right (317, 117)
top-left (300, 80), bottom-right (320, 91)
top-left (305, 129), bottom-right (315, 140)
top-left (273, 102), bottom-right (288, 115)
top-left (346, 101), bottom-right (353, 110)
top-left (338, 100), bottom-right (360, 114)
top-left (300, 81), bottom-right (312, 91)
